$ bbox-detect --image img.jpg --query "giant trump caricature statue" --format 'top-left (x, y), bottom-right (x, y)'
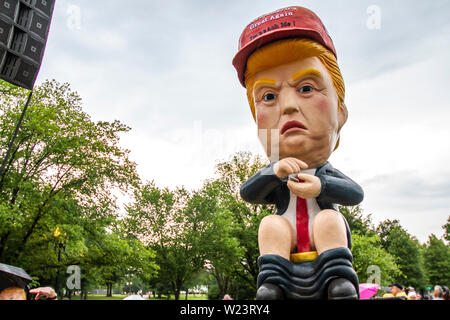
top-left (233, 6), bottom-right (364, 300)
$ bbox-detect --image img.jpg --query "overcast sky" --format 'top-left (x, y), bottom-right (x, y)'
top-left (36, 0), bottom-right (450, 243)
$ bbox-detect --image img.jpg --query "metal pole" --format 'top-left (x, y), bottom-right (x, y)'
top-left (0, 89), bottom-right (34, 179)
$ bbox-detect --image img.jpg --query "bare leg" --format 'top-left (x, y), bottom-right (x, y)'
top-left (258, 215), bottom-right (295, 260)
top-left (312, 210), bottom-right (347, 255)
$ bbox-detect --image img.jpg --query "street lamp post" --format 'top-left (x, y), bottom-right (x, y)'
top-left (53, 226), bottom-right (66, 299)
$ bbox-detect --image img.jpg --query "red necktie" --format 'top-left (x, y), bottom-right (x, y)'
top-left (296, 196), bottom-right (310, 253)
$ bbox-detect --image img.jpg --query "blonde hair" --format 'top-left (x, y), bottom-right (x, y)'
top-left (0, 287), bottom-right (26, 300)
top-left (245, 38), bottom-right (345, 121)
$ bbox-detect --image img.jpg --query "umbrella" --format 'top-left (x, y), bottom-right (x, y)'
top-left (359, 283), bottom-right (379, 300)
top-left (0, 263), bottom-right (33, 292)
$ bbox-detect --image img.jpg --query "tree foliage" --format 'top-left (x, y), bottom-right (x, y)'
top-left (0, 79), bottom-right (156, 298)
top-left (339, 205), bottom-right (375, 237)
top-left (125, 183), bottom-right (207, 300)
top-left (443, 215), bottom-right (450, 242)
top-left (340, 206), bottom-right (403, 285)
top-left (422, 234), bottom-right (450, 287)
top-left (376, 219), bottom-right (427, 289)
top-left (351, 234), bottom-right (402, 285)
top-left (207, 152), bottom-right (274, 299)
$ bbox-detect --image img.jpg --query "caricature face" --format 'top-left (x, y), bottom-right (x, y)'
top-left (253, 57), bottom-right (346, 168)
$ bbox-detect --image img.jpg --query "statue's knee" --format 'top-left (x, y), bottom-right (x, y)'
top-left (313, 210), bottom-right (347, 251)
top-left (313, 210), bottom-right (345, 231)
top-left (259, 215), bottom-right (290, 234)
top-left (258, 215), bottom-right (294, 252)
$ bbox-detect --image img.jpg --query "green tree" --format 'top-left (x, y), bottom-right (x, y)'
top-left (125, 152), bottom-right (273, 300)
top-left (351, 234), bottom-right (402, 286)
top-left (376, 219), bottom-right (427, 289)
top-left (209, 152), bottom-right (274, 299)
top-left (125, 183), bottom-right (205, 300)
top-left (443, 215), bottom-right (450, 242)
top-left (422, 234), bottom-right (450, 287)
top-left (191, 181), bottom-right (243, 299)
top-left (0, 79), bottom-right (149, 296)
top-left (171, 182), bottom-right (244, 300)
top-left (91, 233), bottom-right (157, 297)
top-left (339, 205), bottom-right (375, 236)
top-left (338, 208), bottom-right (402, 286)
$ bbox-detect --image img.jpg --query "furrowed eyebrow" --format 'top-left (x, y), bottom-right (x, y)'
top-left (291, 68), bottom-right (322, 82)
top-left (253, 79), bottom-right (276, 91)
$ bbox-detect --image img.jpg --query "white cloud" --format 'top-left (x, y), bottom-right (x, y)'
top-left (331, 52), bottom-right (450, 242)
top-left (120, 119), bottom-right (265, 191)
top-left (32, 0), bottom-right (450, 242)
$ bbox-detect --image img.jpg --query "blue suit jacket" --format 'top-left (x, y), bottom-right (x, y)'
top-left (240, 161), bottom-right (364, 249)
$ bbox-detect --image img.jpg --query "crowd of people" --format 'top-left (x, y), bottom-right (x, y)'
top-left (379, 283), bottom-right (449, 300)
top-left (1, 262), bottom-right (448, 300)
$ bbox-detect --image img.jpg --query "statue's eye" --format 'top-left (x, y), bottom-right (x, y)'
top-left (263, 93), bottom-right (277, 101)
top-left (299, 86), bottom-right (314, 93)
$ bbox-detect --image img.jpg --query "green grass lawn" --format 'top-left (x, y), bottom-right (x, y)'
top-left (150, 294), bottom-right (208, 300)
top-left (71, 294), bottom-right (128, 300)
top-left (71, 294), bottom-right (208, 300)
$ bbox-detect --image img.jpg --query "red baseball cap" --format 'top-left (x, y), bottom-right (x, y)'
top-left (232, 6), bottom-right (336, 87)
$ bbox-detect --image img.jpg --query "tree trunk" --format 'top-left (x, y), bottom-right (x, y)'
top-left (172, 280), bottom-right (181, 300)
top-left (0, 231), bottom-right (10, 260)
top-left (80, 277), bottom-right (88, 300)
top-left (106, 283), bottom-right (113, 297)
top-left (214, 271), bottom-right (230, 299)
top-left (16, 205), bottom-right (46, 258)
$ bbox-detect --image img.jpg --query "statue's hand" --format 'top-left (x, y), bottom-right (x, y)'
top-left (273, 157), bottom-right (308, 179)
top-left (287, 173), bottom-right (321, 199)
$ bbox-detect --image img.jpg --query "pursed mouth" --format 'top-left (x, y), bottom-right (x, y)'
top-left (281, 120), bottom-right (307, 135)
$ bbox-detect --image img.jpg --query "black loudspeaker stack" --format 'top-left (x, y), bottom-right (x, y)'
top-left (0, 0), bottom-right (55, 89)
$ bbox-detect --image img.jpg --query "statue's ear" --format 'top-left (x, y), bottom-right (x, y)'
top-left (338, 101), bottom-right (348, 130)
top-left (334, 102), bottom-right (348, 151)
